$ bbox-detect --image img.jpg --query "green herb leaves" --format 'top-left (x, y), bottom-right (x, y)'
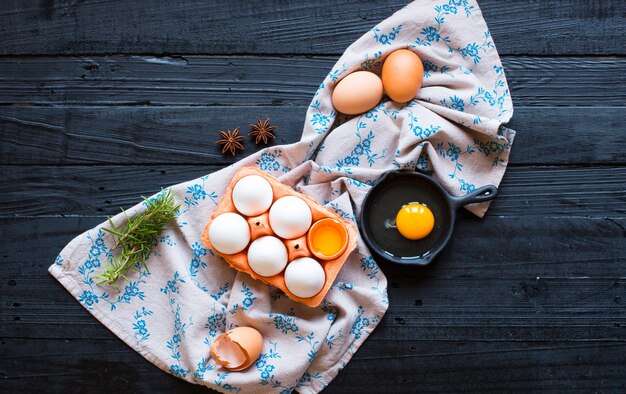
top-left (94, 189), bottom-right (180, 290)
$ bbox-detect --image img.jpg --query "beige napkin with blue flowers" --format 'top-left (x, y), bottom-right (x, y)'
top-left (49, 1), bottom-right (515, 392)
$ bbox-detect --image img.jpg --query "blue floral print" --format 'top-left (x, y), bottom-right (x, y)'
top-left (440, 95), bottom-right (466, 112)
top-left (162, 272), bottom-right (193, 380)
top-left (336, 129), bottom-right (386, 168)
top-left (360, 50), bottom-right (383, 70)
top-left (414, 0), bottom-right (477, 59)
top-left (360, 256), bottom-right (379, 280)
top-left (78, 290), bottom-right (99, 307)
top-left (180, 175), bottom-right (218, 216)
top-left (193, 357), bottom-right (214, 381)
top-left (296, 332), bottom-right (320, 363)
top-left (169, 364), bottom-right (189, 378)
top-left (166, 303), bottom-right (193, 378)
top-left (324, 328), bottom-right (344, 349)
top-left (406, 108), bottom-right (442, 139)
top-left (433, 134), bottom-right (511, 192)
top-left (116, 281), bottom-right (145, 304)
top-left (215, 372), bottom-right (241, 392)
top-left (239, 282), bottom-right (256, 310)
top-left (296, 372), bottom-right (324, 390)
top-left (458, 31), bottom-right (494, 65)
top-left (350, 306), bottom-right (380, 340)
top-left (416, 152), bottom-right (431, 170)
top-left (256, 148), bottom-right (291, 173)
top-left (189, 242), bottom-right (207, 277)
top-left (372, 24), bottom-right (402, 45)
top-left (438, 141), bottom-right (473, 179)
top-left (210, 283), bottom-right (229, 301)
top-left (309, 99), bottom-right (336, 135)
top-left (327, 105), bottom-right (388, 173)
top-left (467, 65), bottom-right (510, 118)
top-left (159, 235), bottom-right (176, 246)
top-left (458, 177), bottom-right (476, 193)
top-left (436, 64), bottom-right (508, 128)
top-left (160, 271), bottom-right (185, 297)
top-left (204, 304), bottom-right (226, 341)
top-left (268, 312), bottom-right (299, 334)
top-left (321, 301), bottom-right (338, 322)
top-left (132, 307), bottom-right (153, 341)
top-left (476, 133), bottom-right (512, 167)
top-left (394, 146), bottom-right (432, 172)
top-left (255, 340), bottom-right (287, 389)
top-left (328, 63), bottom-right (347, 82)
top-left (327, 202), bottom-right (355, 223)
top-left (358, 255), bottom-right (388, 305)
top-left (331, 282), bottom-right (353, 292)
top-left (424, 60), bottom-right (453, 79)
top-left (420, 26), bottom-right (444, 45)
top-left (345, 177), bottom-right (376, 188)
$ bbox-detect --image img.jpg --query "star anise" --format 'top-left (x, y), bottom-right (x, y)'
top-left (249, 118), bottom-right (276, 145)
top-left (216, 128), bottom-right (244, 156)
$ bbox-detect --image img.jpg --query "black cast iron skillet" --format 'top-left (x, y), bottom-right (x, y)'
top-left (359, 170), bottom-right (498, 266)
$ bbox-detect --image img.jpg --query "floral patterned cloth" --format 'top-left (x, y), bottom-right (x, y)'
top-left (49, 1), bottom-right (514, 393)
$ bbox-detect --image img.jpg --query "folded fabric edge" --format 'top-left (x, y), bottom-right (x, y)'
top-left (463, 124), bottom-right (516, 218)
top-left (47, 263), bottom-right (234, 394)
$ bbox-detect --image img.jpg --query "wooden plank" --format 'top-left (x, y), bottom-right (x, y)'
top-left (0, 56), bottom-right (624, 106)
top-left (1, 106), bottom-right (624, 165)
top-left (0, 106), bottom-right (307, 165)
top-left (0, 0), bottom-right (624, 55)
top-left (2, 338), bottom-right (625, 393)
top-left (0, 165), bottom-right (624, 217)
top-left (335, 341), bottom-right (626, 392)
top-left (2, 216), bottom-right (624, 340)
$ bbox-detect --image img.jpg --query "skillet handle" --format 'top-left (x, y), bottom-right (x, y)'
top-left (451, 185), bottom-right (498, 208)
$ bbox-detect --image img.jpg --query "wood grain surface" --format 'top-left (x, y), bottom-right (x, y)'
top-left (1, 56), bottom-right (624, 106)
top-left (1, 0), bottom-right (625, 393)
top-left (0, 0), bottom-right (624, 55)
top-left (2, 106), bottom-right (625, 165)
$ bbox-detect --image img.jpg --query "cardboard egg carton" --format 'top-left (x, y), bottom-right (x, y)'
top-left (201, 166), bottom-right (358, 307)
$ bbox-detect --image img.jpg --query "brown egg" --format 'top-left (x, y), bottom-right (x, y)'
top-left (382, 49), bottom-right (424, 103)
top-left (210, 327), bottom-right (263, 371)
top-left (331, 71), bottom-right (383, 115)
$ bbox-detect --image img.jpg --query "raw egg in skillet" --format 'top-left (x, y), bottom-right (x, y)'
top-left (364, 176), bottom-right (448, 259)
top-left (395, 203), bottom-right (435, 240)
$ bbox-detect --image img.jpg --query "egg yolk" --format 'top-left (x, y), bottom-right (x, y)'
top-left (311, 225), bottom-right (343, 257)
top-left (395, 203), bottom-right (435, 240)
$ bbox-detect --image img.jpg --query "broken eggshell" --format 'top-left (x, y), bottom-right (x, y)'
top-left (210, 327), bottom-right (263, 371)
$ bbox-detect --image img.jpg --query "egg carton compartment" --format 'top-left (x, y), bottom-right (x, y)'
top-left (202, 166), bottom-right (358, 307)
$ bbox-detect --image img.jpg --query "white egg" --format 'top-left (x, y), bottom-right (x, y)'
top-left (269, 196), bottom-right (312, 239)
top-left (284, 257), bottom-right (326, 298)
top-left (208, 212), bottom-right (250, 255)
top-left (247, 236), bottom-right (288, 277)
top-left (232, 175), bottom-right (274, 216)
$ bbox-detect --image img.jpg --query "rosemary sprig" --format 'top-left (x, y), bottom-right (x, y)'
top-left (94, 189), bottom-right (180, 291)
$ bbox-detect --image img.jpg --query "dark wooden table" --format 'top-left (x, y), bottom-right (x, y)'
top-left (1, 0), bottom-right (625, 392)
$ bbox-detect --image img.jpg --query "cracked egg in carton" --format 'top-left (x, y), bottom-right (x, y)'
top-left (202, 167), bottom-right (357, 307)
